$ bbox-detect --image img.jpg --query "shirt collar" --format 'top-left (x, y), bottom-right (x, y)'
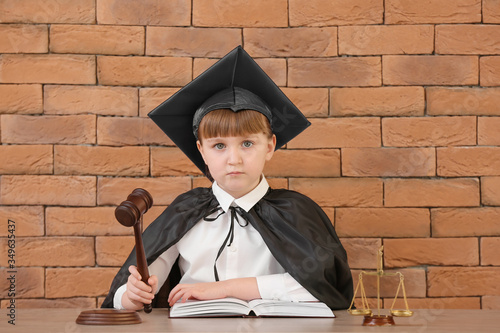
top-left (212, 176), bottom-right (269, 213)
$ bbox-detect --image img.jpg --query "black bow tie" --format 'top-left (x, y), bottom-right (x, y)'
top-left (203, 206), bottom-right (249, 281)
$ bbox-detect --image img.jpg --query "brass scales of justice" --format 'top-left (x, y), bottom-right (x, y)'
top-left (348, 246), bottom-right (413, 326)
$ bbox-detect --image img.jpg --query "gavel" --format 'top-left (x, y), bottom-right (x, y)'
top-left (114, 188), bottom-right (154, 314)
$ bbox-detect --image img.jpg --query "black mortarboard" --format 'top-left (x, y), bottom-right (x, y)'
top-left (148, 45), bottom-right (311, 175)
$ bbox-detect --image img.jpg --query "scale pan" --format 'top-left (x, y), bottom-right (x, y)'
top-left (391, 309), bottom-right (414, 317)
top-left (349, 309), bottom-right (373, 316)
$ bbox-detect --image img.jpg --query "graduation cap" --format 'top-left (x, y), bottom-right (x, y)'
top-left (148, 45), bottom-right (311, 175)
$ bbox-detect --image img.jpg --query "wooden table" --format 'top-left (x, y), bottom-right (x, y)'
top-left (1, 308), bottom-right (499, 332)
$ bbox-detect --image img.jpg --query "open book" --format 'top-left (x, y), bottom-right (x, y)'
top-left (169, 297), bottom-right (335, 318)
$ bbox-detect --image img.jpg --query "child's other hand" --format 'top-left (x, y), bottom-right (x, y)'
top-left (167, 282), bottom-right (227, 307)
top-left (122, 265), bottom-right (158, 310)
top-left (167, 278), bottom-right (260, 307)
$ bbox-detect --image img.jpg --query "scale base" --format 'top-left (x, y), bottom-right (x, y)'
top-left (363, 314), bottom-right (395, 326)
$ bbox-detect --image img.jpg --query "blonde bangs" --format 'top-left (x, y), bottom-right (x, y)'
top-left (198, 109), bottom-right (272, 140)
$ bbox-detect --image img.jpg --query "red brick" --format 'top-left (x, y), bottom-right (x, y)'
top-left (265, 178), bottom-right (288, 190)
top-left (339, 25), bottom-right (433, 55)
top-left (341, 238), bottom-right (382, 269)
top-left (97, 0), bottom-right (190, 25)
top-left (50, 24), bottom-right (144, 55)
top-left (331, 87), bottom-right (424, 117)
top-left (483, 296), bottom-right (500, 310)
top-left (244, 28), bottom-right (337, 57)
top-left (479, 117), bottom-right (500, 145)
top-left (336, 208), bottom-right (430, 238)
top-left (0, 24), bottom-right (48, 53)
top-left (97, 176), bottom-right (191, 206)
top-left (382, 116), bottom-right (476, 147)
top-left (384, 178), bottom-right (480, 207)
top-left (481, 57), bottom-right (500, 86)
top-left (192, 177), bottom-right (210, 189)
top-left (0, 237), bottom-right (94, 267)
top-left (265, 149), bottom-right (340, 178)
top-left (383, 56), bottom-right (478, 85)
top-left (51, 205), bottom-right (166, 236)
top-left (484, 0), bottom-right (500, 23)
top-left (147, 27), bottom-right (241, 57)
top-left (0, 54), bottom-right (96, 84)
top-left (193, 177), bottom-right (212, 189)
top-left (282, 88), bottom-right (329, 118)
top-left (0, 145), bottom-right (52, 174)
top-left (194, 57), bottom-right (287, 87)
top-left (54, 146), bottom-right (149, 176)
top-left (151, 147), bottom-right (204, 177)
top-left (46, 207), bottom-right (128, 236)
top-left (96, 236), bottom-right (135, 266)
top-left (44, 85), bottom-right (138, 116)
top-left (352, 268), bottom-right (426, 298)
top-left (0, 175), bottom-right (96, 206)
top-left (387, 297), bottom-right (480, 310)
top-left (97, 56), bottom-right (192, 87)
top-left (0, 268), bottom-right (44, 298)
top-left (289, 57), bottom-right (381, 87)
top-left (385, 0), bottom-right (481, 24)
top-left (428, 267), bottom-right (500, 297)
top-left (139, 88), bottom-right (178, 117)
top-left (46, 268), bottom-right (118, 298)
top-left (0, 0), bottom-right (95, 24)
top-left (7, 298), bottom-right (96, 309)
top-left (0, 206), bottom-right (44, 237)
top-left (482, 177), bottom-right (500, 206)
top-left (254, 59), bottom-right (287, 87)
top-left (384, 238), bottom-right (478, 268)
top-left (290, 178), bottom-right (383, 207)
top-left (1, 114), bottom-right (95, 144)
top-left (481, 237), bottom-right (500, 266)
top-left (437, 147), bottom-right (500, 177)
top-left (427, 87), bottom-right (500, 116)
top-left (193, 58), bottom-right (216, 77)
top-left (436, 25), bottom-right (500, 55)
top-left (289, 0), bottom-right (383, 26)
top-left (342, 148), bottom-right (435, 177)
top-left (288, 118), bottom-right (381, 149)
top-left (97, 117), bottom-right (173, 146)
top-left (0, 84), bottom-right (42, 114)
top-left (193, 0), bottom-right (287, 27)
top-left (432, 207), bottom-right (500, 237)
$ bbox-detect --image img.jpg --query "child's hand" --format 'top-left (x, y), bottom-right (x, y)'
top-left (167, 282), bottom-right (228, 306)
top-left (122, 265), bottom-right (158, 310)
top-left (167, 278), bottom-right (260, 307)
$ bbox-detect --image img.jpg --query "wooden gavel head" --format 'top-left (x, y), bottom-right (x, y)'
top-left (115, 188), bottom-right (153, 227)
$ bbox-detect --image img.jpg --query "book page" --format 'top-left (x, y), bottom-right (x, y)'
top-left (170, 298), bottom-right (335, 318)
top-left (248, 299), bottom-right (335, 317)
top-left (169, 298), bottom-right (251, 317)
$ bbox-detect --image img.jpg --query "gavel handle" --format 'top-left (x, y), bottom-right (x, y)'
top-left (133, 221), bottom-right (152, 313)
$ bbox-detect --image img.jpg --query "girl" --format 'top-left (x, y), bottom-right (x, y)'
top-left (102, 47), bottom-right (353, 311)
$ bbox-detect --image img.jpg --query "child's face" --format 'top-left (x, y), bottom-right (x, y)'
top-left (197, 133), bottom-right (276, 198)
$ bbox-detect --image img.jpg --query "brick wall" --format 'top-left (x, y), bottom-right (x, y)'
top-left (1, 0), bottom-right (499, 310)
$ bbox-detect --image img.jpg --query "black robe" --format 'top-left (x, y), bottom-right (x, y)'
top-left (101, 187), bottom-right (353, 310)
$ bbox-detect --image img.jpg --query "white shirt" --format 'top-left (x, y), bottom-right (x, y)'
top-left (113, 177), bottom-right (317, 309)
